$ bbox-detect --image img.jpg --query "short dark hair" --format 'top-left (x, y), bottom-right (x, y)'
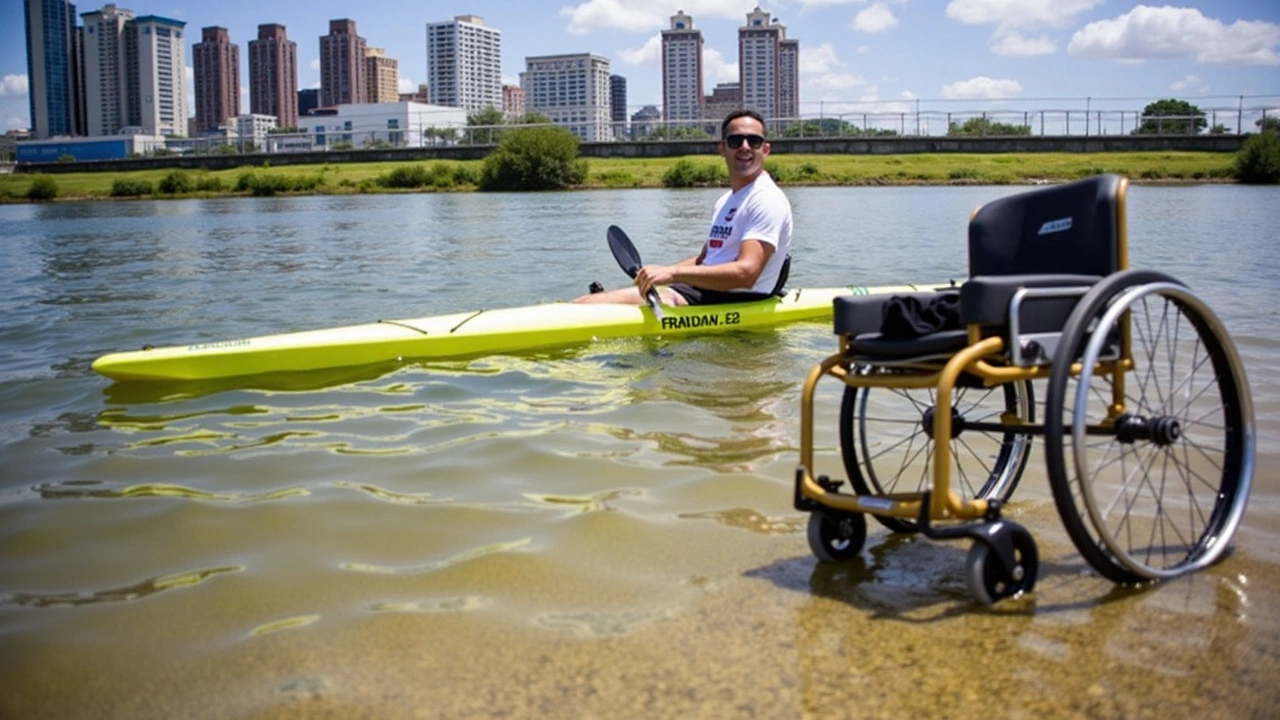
top-left (721, 109), bottom-right (766, 140)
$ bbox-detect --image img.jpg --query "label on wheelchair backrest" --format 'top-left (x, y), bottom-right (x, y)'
top-left (1038, 217), bottom-right (1074, 235)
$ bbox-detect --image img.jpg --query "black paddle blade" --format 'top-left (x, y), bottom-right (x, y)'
top-left (607, 225), bottom-right (642, 278)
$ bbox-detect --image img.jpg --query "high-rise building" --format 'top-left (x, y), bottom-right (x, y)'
top-left (132, 15), bottom-right (187, 137)
top-left (738, 7), bottom-right (798, 126)
top-left (520, 53), bottom-right (611, 142)
top-left (426, 15), bottom-right (502, 113)
top-left (23, 0), bottom-right (84, 138)
top-left (609, 74), bottom-right (626, 123)
top-left (779, 37), bottom-right (799, 120)
top-left (661, 11), bottom-right (702, 123)
top-left (248, 24), bottom-right (298, 129)
top-left (192, 26), bottom-right (239, 134)
top-left (80, 3), bottom-right (134, 136)
top-left (502, 84), bottom-right (525, 120)
top-left (297, 87), bottom-right (319, 118)
top-left (364, 47), bottom-right (398, 104)
top-left (319, 19), bottom-right (366, 107)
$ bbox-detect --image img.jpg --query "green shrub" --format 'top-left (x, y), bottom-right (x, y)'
top-left (1234, 131), bottom-right (1280, 184)
top-left (661, 158), bottom-right (726, 188)
top-left (158, 169), bottom-right (193, 194)
top-left (110, 178), bottom-right (154, 197)
top-left (195, 174), bottom-right (225, 192)
top-left (26, 175), bottom-right (59, 201)
top-left (479, 126), bottom-right (587, 191)
top-left (948, 167), bottom-right (979, 181)
top-left (594, 170), bottom-right (639, 188)
top-left (378, 164), bottom-right (431, 188)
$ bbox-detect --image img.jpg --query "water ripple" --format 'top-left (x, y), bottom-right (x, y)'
top-left (1, 565), bottom-right (241, 608)
top-left (32, 480), bottom-right (308, 503)
top-left (339, 537), bottom-right (532, 575)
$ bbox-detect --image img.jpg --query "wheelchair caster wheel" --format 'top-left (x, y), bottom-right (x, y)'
top-left (964, 525), bottom-right (1038, 604)
top-left (806, 511), bottom-right (867, 563)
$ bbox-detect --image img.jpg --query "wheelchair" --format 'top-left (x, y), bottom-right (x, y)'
top-left (793, 174), bottom-right (1255, 604)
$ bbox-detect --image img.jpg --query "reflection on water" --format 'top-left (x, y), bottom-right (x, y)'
top-left (1, 187), bottom-right (1278, 718)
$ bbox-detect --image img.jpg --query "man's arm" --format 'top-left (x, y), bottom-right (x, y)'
top-left (636, 239), bottom-right (774, 296)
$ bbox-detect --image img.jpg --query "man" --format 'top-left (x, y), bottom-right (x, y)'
top-left (573, 109), bottom-right (792, 306)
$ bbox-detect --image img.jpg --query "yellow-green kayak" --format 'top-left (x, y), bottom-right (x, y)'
top-left (91, 282), bottom-right (949, 382)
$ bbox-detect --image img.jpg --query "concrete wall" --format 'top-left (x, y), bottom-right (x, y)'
top-left (18, 133), bottom-right (1246, 174)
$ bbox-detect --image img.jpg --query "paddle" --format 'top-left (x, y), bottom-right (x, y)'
top-left (606, 225), bottom-right (665, 319)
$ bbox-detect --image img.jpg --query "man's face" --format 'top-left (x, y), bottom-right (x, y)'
top-left (719, 116), bottom-right (770, 183)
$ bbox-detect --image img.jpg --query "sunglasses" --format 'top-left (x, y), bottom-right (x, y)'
top-left (724, 133), bottom-right (766, 150)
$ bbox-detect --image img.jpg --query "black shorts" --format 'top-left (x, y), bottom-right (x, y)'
top-left (669, 283), bottom-right (775, 306)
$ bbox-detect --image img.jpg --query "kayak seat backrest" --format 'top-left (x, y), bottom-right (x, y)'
top-left (771, 254), bottom-right (791, 296)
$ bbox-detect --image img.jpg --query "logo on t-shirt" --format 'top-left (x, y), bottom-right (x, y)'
top-left (724, 208), bottom-right (738, 222)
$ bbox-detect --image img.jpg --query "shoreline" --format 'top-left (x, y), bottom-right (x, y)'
top-left (0, 150), bottom-right (1241, 204)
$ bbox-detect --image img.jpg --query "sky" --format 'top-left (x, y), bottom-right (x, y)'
top-left (4, 0), bottom-right (1279, 133)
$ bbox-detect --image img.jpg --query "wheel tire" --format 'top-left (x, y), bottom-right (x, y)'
top-left (840, 380), bottom-right (1035, 533)
top-left (806, 511), bottom-right (867, 563)
top-left (964, 526), bottom-right (1039, 605)
top-left (1045, 272), bottom-right (1254, 583)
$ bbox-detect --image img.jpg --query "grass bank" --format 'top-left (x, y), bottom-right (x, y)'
top-left (0, 150), bottom-right (1238, 203)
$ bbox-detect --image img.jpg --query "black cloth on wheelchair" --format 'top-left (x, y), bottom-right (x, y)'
top-left (880, 292), bottom-right (961, 338)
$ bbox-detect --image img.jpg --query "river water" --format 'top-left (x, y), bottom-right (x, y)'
top-left (2, 184), bottom-right (1279, 719)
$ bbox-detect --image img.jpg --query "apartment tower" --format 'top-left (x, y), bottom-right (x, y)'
top-left (426, 15), bottom-right (502, 113)
top-left (738, 7), bottom-right (798, 125)
top-left (132, 15), bottom-right (187, 137)
top-left (192, 26), bottom-right (239, 134)
top-left (319, 19), bottom-right (366, 107)
top-left (520, 53), bottom-right (611, 142)
top-left (248, 24), bottom-right (298, 128)
top-left (661, 11), bottom-right (703, 124)
top-left (23, 0), bottom-right (84, 138)
top-left (364, 48), bottom-right (399, 104)
top-left (80, 3), bottom-right (133, 136)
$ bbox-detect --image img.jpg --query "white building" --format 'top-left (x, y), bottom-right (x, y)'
top-left (80, 4), bottom-right (134, 137)
top-left (426, 15), bottom-right (502, 114)
top-left (272, 102), bottom-right (467, 152)
top-left (738, 7), bottom-right (798, 127)
top-left (520, 53), bottom-right (612, 142)
top-left (133, 15), bottom-right (188, 137)
top-left (661, 11), bottom-right (703, 123)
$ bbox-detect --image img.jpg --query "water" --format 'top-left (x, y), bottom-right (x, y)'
top-left (2, 185), bottom-right (1279, 718)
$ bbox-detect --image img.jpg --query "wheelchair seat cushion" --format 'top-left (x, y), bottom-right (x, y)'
top-left (850, 329), bottom-right (969, 359)
top-left (881, 293), bottom-right (961, 338)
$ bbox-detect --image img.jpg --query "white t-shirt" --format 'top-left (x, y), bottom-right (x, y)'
top-left (702, 171), bottom-right (793, 294)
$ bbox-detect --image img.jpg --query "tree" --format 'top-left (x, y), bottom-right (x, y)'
top-left (1257, 116), bottom-right (1280, 134)
top-left (1133, 98), bottom-right (1206, 135)
top-left (947, 116), bottom-right (1031, 137)
top-left (464, 106), bottom-right (508, 144)
top-left (479, 125), bottom-right (587, 191)
top-left (1234, 131), bottom-right (1280, 184)
top-left (517, 112), bottom-right (552, 125)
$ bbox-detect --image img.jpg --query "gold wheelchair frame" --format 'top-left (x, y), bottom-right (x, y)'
top-left (793, 174), bottom-right (1255, 604)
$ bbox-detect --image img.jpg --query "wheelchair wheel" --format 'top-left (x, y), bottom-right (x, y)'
top-left (807, 510), bottom-right (867, 562)
top-left (964, 525), bottom-right (1038, 605)
top-left (1045, 271), bottom-right (1254, 583)
top-left (840, 380), bottom-right (1035, 533)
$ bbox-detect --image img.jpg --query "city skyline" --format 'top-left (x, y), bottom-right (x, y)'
top-left (7, 0), bottom-right (1280, 134)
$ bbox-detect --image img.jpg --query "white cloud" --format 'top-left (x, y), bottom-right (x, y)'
top-left (1, 74), bottom-right (29, 97)
top-left (1169, 74), bottom-right (1207, 92)
top-left (800, 43), bottom-right (869, 99)
top-left (946, 0), bottom-right (1101, 31)
top-left (941, 76), bottom-right (1023, 99)
top-left (398, 77), bottom-right (419, 94)
top-left (617, 34), bottom-right (662, 65)
top-left (1068, 5), bottom-right (1280, 65)
top-left (309, 58), bottom-right (320, 72)
top-left (561, 0), bottom-right (759, 34)
top-left (946, 0), bottom-right (1101, 55)
top-left (851, 3), bottom-right (899, 34)
top-left (703, 47), bottom-right (739, 85)
top-left (990, 31), bottom-right (1056, 56)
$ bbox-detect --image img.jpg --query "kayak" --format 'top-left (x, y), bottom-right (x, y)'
top-left (91, 282), bottom-right (951, 383)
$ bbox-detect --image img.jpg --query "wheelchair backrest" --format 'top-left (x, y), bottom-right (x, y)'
top-left (968, 174), bottom-right (1127, 277)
